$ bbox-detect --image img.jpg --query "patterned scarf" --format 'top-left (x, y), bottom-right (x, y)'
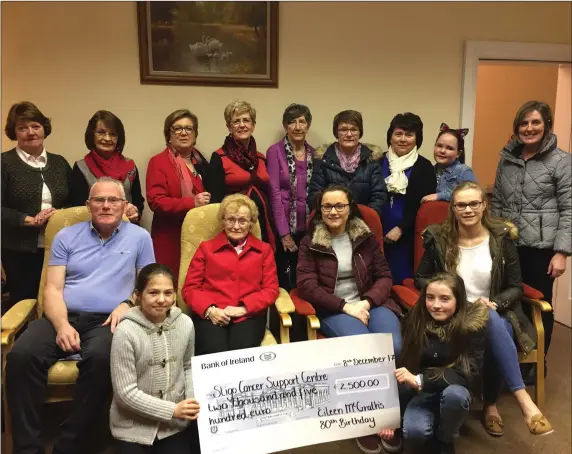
top-left (84, 150), bottom-right (136, 182)
top-left (167, 146), bottom-right (200, 198)
top-left (335, 143), bottom-right (361, 173)
top-left (283, 136), bottom-right (313, 234)
top-left (222, 134), bottom-right (259, 171)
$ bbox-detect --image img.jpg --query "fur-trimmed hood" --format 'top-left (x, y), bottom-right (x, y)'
top-left (314, 142), bottom-right (384, 161)
top-left (463, 300), bottom-right (489, 332)
top-left (311, 217), bottom-right (371, 250)
top-left (423, 219), bottom-right (518, 246)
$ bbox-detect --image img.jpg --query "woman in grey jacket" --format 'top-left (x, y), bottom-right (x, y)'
top-left (110, 264), bottom-right (200, 453)
top-left (491, 101), bottom-right (571, 364)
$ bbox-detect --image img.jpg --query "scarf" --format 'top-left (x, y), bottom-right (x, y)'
top-left (167, 146), bottom-right (201, 198)
top-left (84, 150), bottom-right (136, 182)
top-left (335, 143), bottom-right (361, 173)
top-left (283, 136), bottom-right (313, 234)
top-left (385, 146), bottom-right (419, 194)
top-left (222, 134), bottom-right (259, 171)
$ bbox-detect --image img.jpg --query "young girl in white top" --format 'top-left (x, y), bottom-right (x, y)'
top-left (110, 263), bottom-right (200, 453)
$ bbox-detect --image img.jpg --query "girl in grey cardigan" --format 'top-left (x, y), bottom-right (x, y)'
top-left (110, 263), bottom-right (200, 453)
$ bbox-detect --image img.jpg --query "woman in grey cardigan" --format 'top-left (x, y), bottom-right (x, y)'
top-left (110, 264), bottom-right (200, 453)
top-left (491, 100), bottom-right (571, 367)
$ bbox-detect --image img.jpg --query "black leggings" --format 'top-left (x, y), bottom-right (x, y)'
top-left (115, 424), bottom-right (199, 454)
top-left (518, 246), bottom-right (555, 356)
top-left (193, 313), bottom-right (267, 355)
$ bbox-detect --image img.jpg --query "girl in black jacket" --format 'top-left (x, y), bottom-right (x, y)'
top-left (378, 273), bottom-right (487, 454)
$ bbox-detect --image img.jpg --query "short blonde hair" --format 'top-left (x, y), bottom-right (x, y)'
top-left (218, 194), bottom-right (259, 224)
top-left (224, 100), bottom-right (256, 125)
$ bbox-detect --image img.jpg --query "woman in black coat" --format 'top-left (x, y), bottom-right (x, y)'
top-left (308, 110), bottom-right (387, 220)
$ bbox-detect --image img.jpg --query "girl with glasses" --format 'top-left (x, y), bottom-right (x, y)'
top-left (415, 181), bottom-right (552, 437)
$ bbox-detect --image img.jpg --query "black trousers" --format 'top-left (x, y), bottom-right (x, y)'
top-left (115, 423), bottom-right (200, 454)
top-left (271, 231), bottom-right (307, 342)
top-left (6, 313), bottom-right (113, 454)
top-left (193, 313), bottom-right (267, 355)
top-left (518, 246), bottom-right (555, 356)
top-left (1, 248), bottom-right (44, 314)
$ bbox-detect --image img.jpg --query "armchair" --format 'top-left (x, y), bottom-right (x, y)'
top-left (177, 203), bottom-right (295, 345)
top-left (288, 204), bottom-right (418, 341)
top-left (1, 207), bottom-right (96, 453)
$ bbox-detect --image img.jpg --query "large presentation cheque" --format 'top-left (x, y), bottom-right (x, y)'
top-left (191, 333), bottom-right (400, 454)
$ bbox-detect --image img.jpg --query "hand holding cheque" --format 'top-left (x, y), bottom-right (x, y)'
top-left (191, 333), bottom-right (400, 454)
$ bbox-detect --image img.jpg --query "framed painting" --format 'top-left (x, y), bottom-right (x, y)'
top-left (137, 1), bottom-right (278, 87)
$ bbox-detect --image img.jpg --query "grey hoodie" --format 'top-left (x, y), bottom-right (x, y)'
top-left (491, 133), bottom-right (571, 255)
top-left (110, 305), bottom-right (195, 446)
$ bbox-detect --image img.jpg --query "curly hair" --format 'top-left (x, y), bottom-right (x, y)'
top-left (218, 193), bottom-right (259, 225)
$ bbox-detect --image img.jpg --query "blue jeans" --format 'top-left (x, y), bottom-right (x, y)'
top-left (320, 306), bottom-right (402, 357)
top-left (402, 384), bottom-right (470, 445)
top-left (483, 309), bottom-right (525, 403)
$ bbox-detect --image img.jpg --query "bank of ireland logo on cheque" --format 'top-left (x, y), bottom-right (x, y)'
top-left (260, 352), bottom-right (276, 361)
top-left (210, 425), bottom-right (218, 434)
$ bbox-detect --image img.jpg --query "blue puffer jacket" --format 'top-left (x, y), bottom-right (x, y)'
top-left (491, 133), bottom-right (571, 255)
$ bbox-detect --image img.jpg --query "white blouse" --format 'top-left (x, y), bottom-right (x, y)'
top-left (457, 236), bottom-right (492, 303)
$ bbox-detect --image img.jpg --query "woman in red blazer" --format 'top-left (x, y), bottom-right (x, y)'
top-left (182, 194), bottom-right (279, 354)
top-left (146, 109), bottom-right (211, 285)
top-left (209, 100), bottom-right (276, 251)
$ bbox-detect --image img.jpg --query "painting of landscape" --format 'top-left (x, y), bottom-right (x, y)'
top-left (137, 2), bottom-right (278, 87)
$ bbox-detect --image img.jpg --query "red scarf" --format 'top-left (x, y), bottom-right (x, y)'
top-left (166, 147), bottom-right (204, 197)
top-left (84, 150), bottom-right (136, 182)
top-left (222, 135), bottom-right (259, 171)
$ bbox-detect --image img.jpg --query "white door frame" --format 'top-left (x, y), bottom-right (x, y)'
top-left (460, 40), bottom-right (572, 165)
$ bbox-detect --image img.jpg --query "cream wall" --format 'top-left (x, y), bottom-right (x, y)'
top-left (472, 62), bottom-right (560, 188)
top-left (554, 64), bottom-right (572, 153)
top-left (2, 2), bottom-right (571, 229)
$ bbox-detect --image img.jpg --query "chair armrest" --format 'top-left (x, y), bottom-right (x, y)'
top-left (523, 283), bottom-right (544, 300)
top-left (1, 298), bottom-right (38, 332)
top-left (289, 289), bottom-right (317, 316)
top-left (402, 278), bottom-right (417, 292)
top-left (522, 296), bottom-right (553, 312)
top-left (275, 288), bottom-right (295, 314)
top-left (392, 285), bottom-right (419, 309)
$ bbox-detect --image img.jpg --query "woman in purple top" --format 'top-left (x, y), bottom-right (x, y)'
top-left (266, 104), bottom-right (315, 292)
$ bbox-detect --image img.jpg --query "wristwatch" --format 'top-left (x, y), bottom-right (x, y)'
top-left (414, 374), bottom-right (423, 392)
top-left (204, 305), bottom-right (216, 320)
top-left (122, 299), bottom-right (135, 308)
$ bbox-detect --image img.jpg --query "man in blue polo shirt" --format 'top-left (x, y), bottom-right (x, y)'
top-left (6, 177), bottom-right (155, 454)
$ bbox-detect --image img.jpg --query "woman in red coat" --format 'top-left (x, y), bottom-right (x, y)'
top-left (209, 100), bottom-right (276, 250)
top-left (182, 194), bottom-right (279, 354)
top-left (146, 109), bottom-right (211, 285)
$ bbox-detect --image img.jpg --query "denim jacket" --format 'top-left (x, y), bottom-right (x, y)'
top-left (435, 159), bottom-right (477, 201)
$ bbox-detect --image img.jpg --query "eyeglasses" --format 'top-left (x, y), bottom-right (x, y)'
top-left (321, 203), bottom-right (350, 213)
top-left (89, 196), bottom-right (125, 206)
top-left (230, 118), bottom-right (253, 127)
top-left (338, 128), bottom-right (360, 136)
top-left (95, 130), bottom-right (118, 139)
top-left (453, 201), bottom-right (483, 211)
top-left (224, 217), bottom-right (251, 227)
top-left (171, 126), bottom-right (196, 135)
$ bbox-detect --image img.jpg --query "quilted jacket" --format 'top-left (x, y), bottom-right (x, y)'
top-left (491, 134), bottom-right (571, 255)
top-left (307, 143), bottom-right (387, 220)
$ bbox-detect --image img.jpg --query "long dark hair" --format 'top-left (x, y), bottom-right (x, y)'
top-left (310, 184), bottom-right (362, 234)
top-left (399, 273), bottom-right (472, 375)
